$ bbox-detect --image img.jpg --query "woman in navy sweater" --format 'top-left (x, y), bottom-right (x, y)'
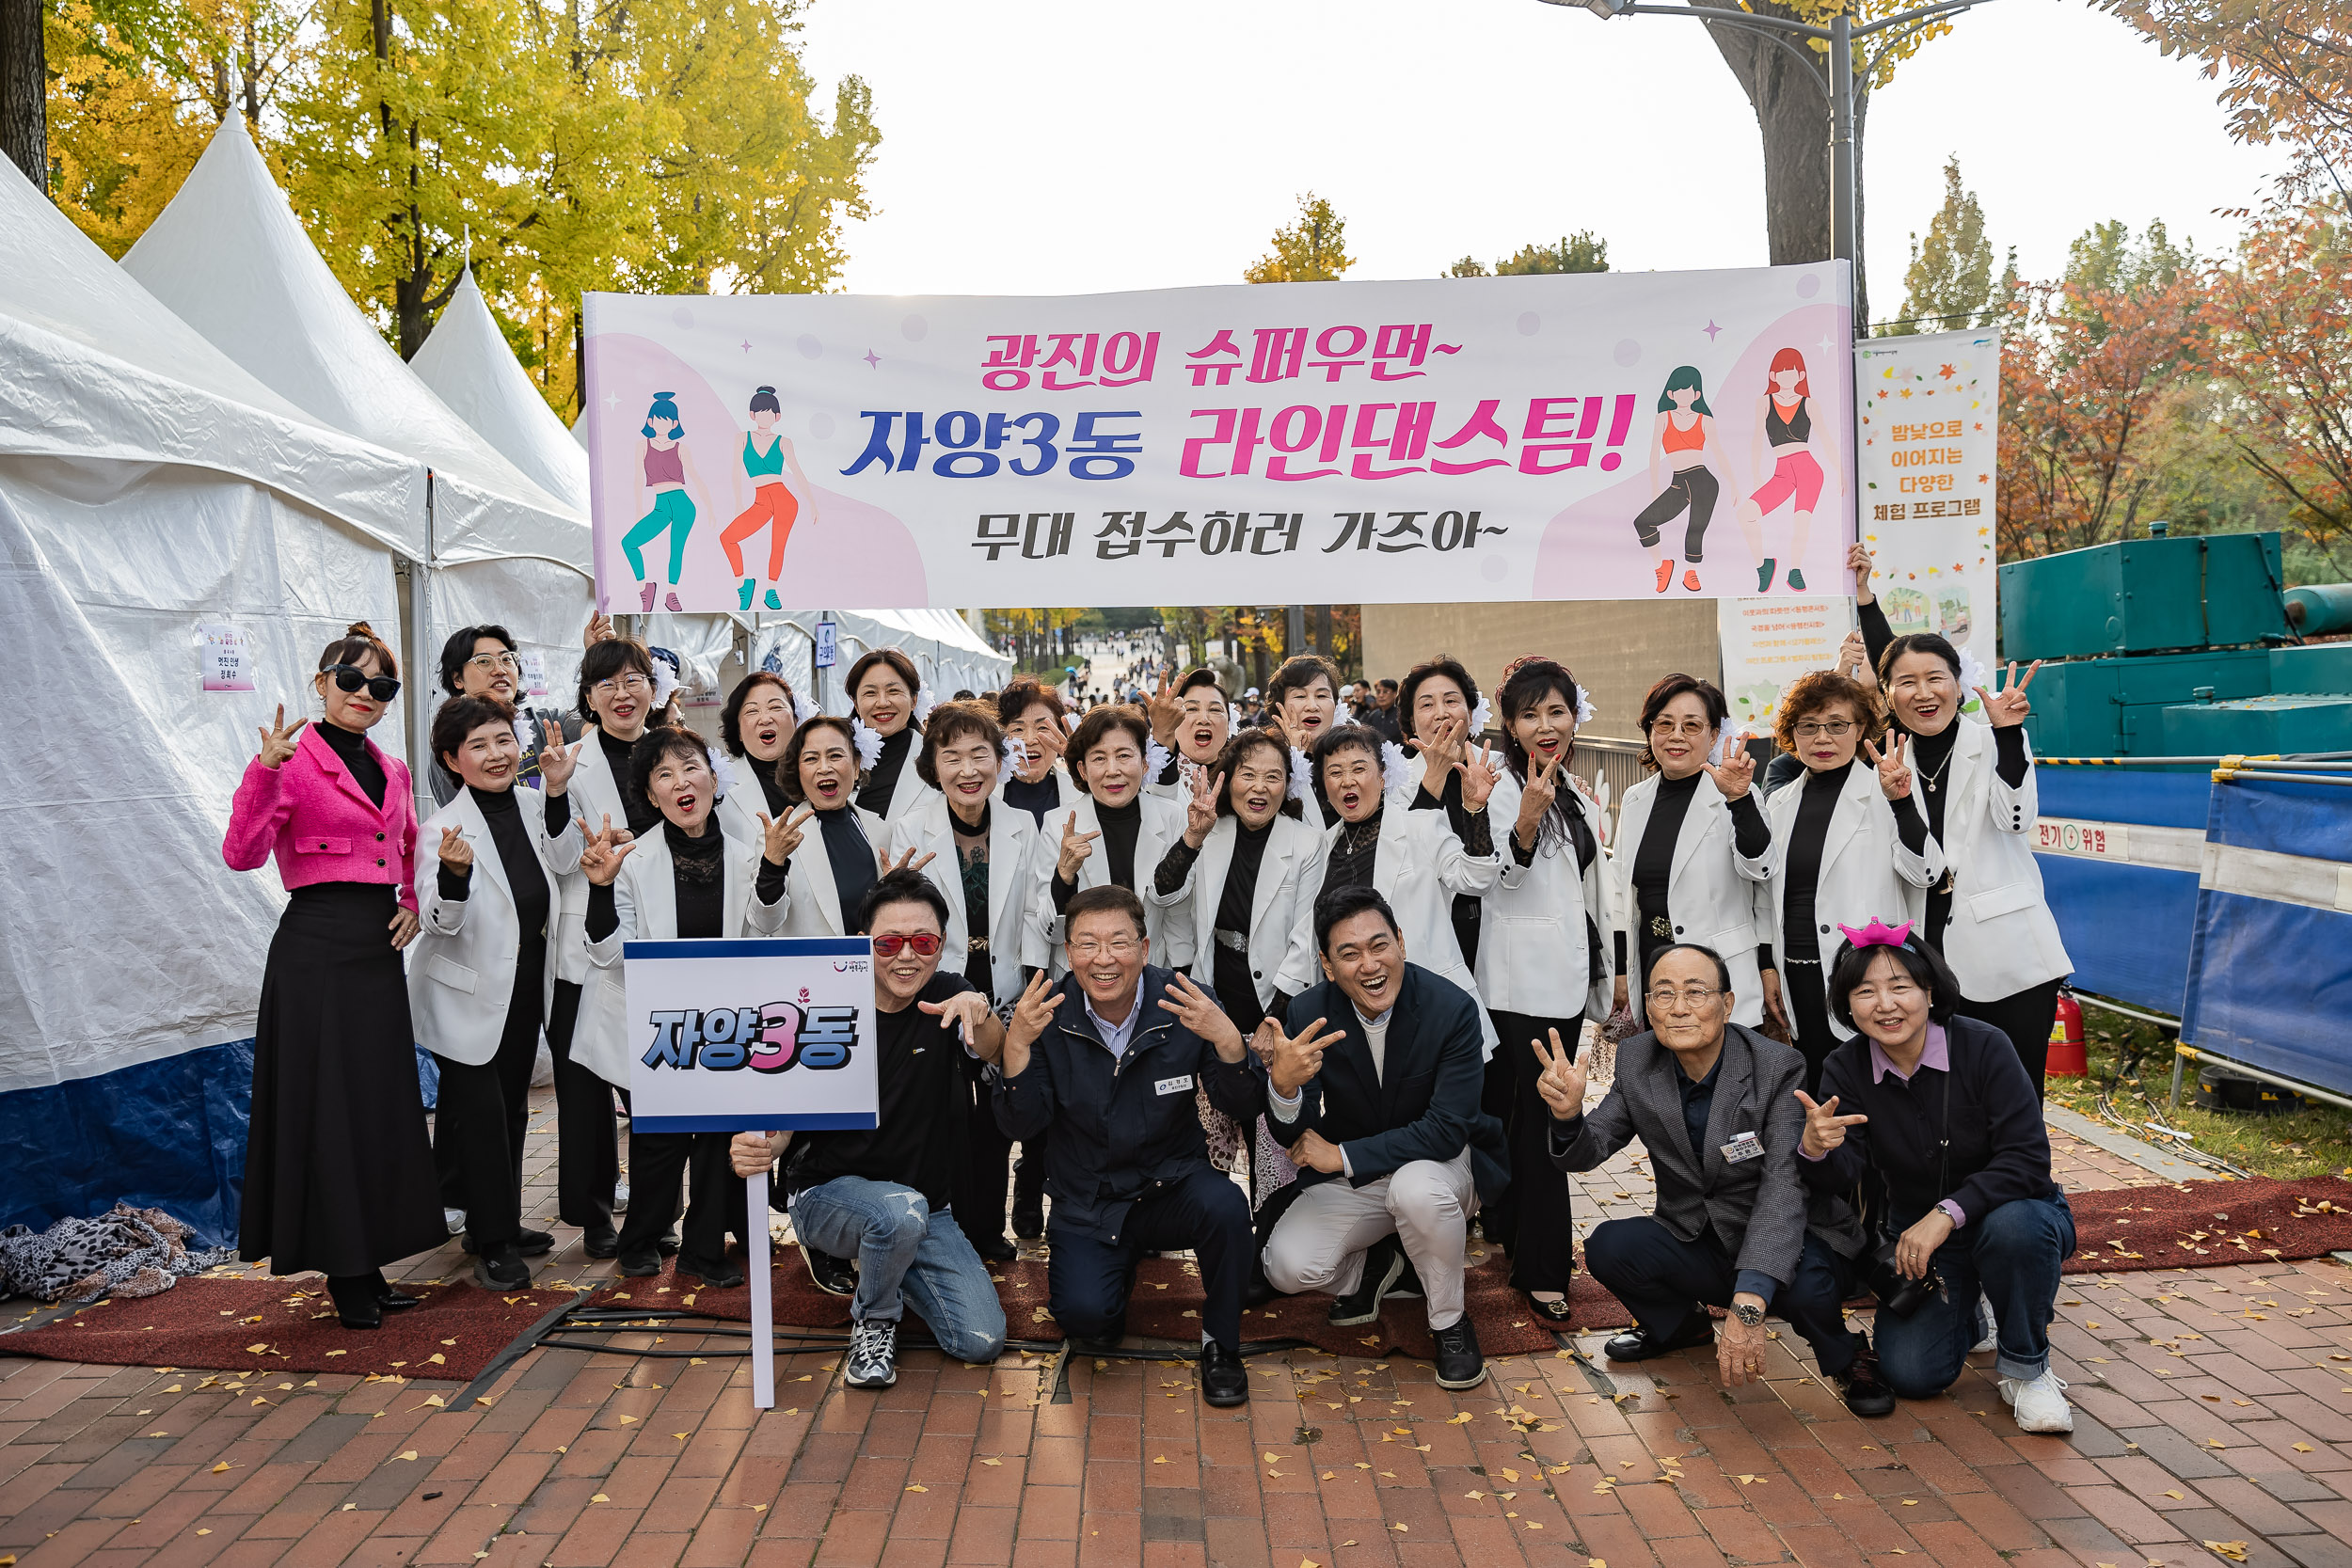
top-left (1795, 922), bottom-right (2076, 1433)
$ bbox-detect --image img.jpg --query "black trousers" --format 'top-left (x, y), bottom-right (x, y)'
top-left (1782, 958), bottom-right (1836, 1096)
top-left (547, 981), bottom-right (621, 1228)
top-left (1045, 1167), bottom-right (1253, 1348)
top-left (1585, 1215), bottom-right (1863, 1378)
top-left (1486, 1009), bottom-right (1580, 1291)
top-left (956, 1063), bottom-right (1014, 1249)
top-left (1954, 979), bottom-right (2063, 1099)
top-left (430, 979), bottom-right (541, 1253)
top-left (617, 1130), bottom-right (743, 1265)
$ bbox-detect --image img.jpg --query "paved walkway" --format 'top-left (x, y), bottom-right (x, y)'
top-left (6, 1090), bottom-right (2351, 1568)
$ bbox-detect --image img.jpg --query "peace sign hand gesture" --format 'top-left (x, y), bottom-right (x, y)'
top-left (1055, 810), bottom-right (1101, 881)
top-left (1699, 734), bottom-right (1755, 800)
top-left (1263, 1016), bottom-right (1333, 1097)
top-left (758, 804), bottom-right (814, 866)
top-left (437, 824), bottom-right (474, 874)
top-left (538, 734), bottom-right (585, 796)
top-left (1533, 1027), bottom-right (1588, 1121)
top-left (1409, 712), bottom-right (1467, 777)
top-left (1976, 659), bottom-right (2041, 728)
top-left (1183, 768), bottom-right (1222, 848)
top-left (578, 814), bottom-right (636, 886)
top-left (1146, 670), bottom-right (1183, 749)
top-left (1863, 733), bottom-right (1914, 800)
top-left (1459, 740), bottom-right (1502, 814)
top-left (257, 705), bottom-right (308, 768)
top-left (1794, 1090), bottom-right (1869, 1159)
top-left (882, 845), bottom-right (935, 877)
top-left (1001, 970), bottom-right (1065, 1076)
top-left (1515, 748), bottom-right (1561, 846)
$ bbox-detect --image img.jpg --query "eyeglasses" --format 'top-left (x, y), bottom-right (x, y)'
top-left (870, 933), bottom-right (943, 958)
top-left (467, 652), bottom-right (520, 673)
top-left (1067, 938), bottom-right (1140, 959)
top-left (1793, 720), bottom-right (1856, 739)
top-left (1645, 985), bottom-right (1725, 1010)
top-left (325, 664), bottom-right (401, 703)
top-left (592, 673), bottom-right (653, 698)
top-left (1647, 718), bottom-right (1712, 737)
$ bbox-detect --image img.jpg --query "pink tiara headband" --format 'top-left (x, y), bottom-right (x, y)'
top-left (1836, 919), bottom-right (1915, 950)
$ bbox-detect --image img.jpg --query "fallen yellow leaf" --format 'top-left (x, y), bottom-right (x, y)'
top-left (211, 1462), bottom-right (233, 1474)
top-left (591, 1493), bottom-right (610, 1503)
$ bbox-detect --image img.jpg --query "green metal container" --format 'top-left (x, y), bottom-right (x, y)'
top-left (2160, 692), bottom-right (2352, 756)
top-left (2023, 647), bottom-right (2273, 758)
top-left (1998, 532), bottom-right (2290, 662)
top-left (2268, 641), bottom-right (2352, 695)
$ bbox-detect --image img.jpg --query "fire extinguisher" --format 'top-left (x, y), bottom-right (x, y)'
top-left (2046, 990), bottom-right (2088, 1078)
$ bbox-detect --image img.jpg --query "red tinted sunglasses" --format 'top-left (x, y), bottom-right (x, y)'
top-left (870, 933), bottom-right (942, 958)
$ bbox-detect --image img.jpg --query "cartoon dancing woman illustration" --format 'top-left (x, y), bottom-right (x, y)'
top-left (623, 391), bottom-right (710, 612)
top-left (720, 386), bottom-right (815, 612)
top-left (1633, 365), bottom-right (1730, 594)
top-left (1739, 348), bottom-right (1836, 593)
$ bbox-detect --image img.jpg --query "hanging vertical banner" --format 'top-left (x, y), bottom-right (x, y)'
top-left (1852, 327), bottom-right (1999, 661)
top-left (581, 264), bottom-right (1855, 612)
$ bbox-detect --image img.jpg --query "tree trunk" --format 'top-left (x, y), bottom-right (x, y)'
top-left (0, 0), bottom-right (46, 192)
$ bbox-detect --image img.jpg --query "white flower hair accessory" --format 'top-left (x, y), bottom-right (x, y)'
top-left (706, 745), bottom-right (738, 800)
top-left (850, 717), bottom-right (884, 769)
top-left (1062, 710), bottom-right (1078, 733)
top-left (512, 714), bottom-right (537, 757)
top-left (1469, 695), bottom-right (1492, 736)
top-left (1003, 734), bottom-right (1027, 767)
top-left (1956, 645), bottom-right (1990, 708)
top-left (647, 649), bottom-right (680, 713)
top-left (1145, 737), bottom-right (1172, 781)
top-left (1379, 740), bottom-right (1412, 797)
top-left (795, 693), bottom-right (820, 726)
top-left (1337, 702), bottom-right (1355, 726)
top-left (1287, 746), bottom-right (1313, 803)
top-left (1229, 702), bottom-right (1244, 731)
top-left (1575, 689), bottom-right (1597, 726)
top-left (914, 684), bottom-right (938, 725)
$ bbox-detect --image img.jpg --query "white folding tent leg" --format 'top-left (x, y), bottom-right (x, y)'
top-left (746, 1169), bottom-right (774, 1408)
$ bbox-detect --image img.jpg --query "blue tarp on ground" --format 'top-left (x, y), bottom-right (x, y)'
top-left (2183, 775), bottom-right (2352, 1099)
top-left (2034, 768), bottom-right (2210, 1014)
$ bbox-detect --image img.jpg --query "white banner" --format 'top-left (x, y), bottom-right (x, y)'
top-left (1853, 328), bottom-right (1999, 663)
top-left (621, 937), bottom-right (879, 1132)
top-left (1716, 595), bottom-right (1855, 736)
top-left (582, 264), bottom-right (1855, 612)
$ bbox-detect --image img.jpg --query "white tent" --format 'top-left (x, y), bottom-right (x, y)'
top-left (0, 150), bottom-right (429, 1242)
top-left (751, 608), bottom-right (1009, 712)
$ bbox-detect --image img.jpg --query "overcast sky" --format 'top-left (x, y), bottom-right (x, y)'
top-left (793, 0), bottom-right (2283, 312)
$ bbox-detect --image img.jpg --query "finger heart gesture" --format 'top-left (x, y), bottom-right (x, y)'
top-left (437, 823), bottom-right (474, 872)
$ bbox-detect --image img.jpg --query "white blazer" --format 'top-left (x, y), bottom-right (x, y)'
top-left (551, 727), bottom-right (633, 986)
top-left (998, 759), bottom-right (1075, 827)
top-left (866, 735), bottom-right (937, 825)
top-left (1607, 769), bottom-right (1776, 1028)
top-left (752, 805), bottom-right (891, 938)
top-left (572, 829), bottom-right (767, 1088)
top-left (887, 794), bottom-right (1041, 1005)
top-left (407, 788), bottom-right (582, 1066)
top-left (1758, 762), bottom-right (1947, 1041)
top-left (1146, 812), bottom-right (1325, 1007)
top-left (1022, 790), bottom-right (1194, 974)
top-left (1921, 721), bottom-right (2073, 1000)
top-left (714, 762), bottom-right (788, 850)
top-left (1315, 806), bottom-right (1503, 1053)
top-left (1479, 778), bottom-right (1614, 1023)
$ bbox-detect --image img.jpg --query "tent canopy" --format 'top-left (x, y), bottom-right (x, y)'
top-left (411, 268), bottom-right (592, 515)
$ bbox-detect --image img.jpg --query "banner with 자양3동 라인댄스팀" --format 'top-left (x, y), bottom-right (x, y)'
top-left (581, 263), bottom-right (1856, 612)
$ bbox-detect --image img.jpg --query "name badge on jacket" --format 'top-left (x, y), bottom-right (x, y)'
top-left (1720, 1131), bottom-right (1765, 1164)
top-left (1154, 1074), bottom-right (1195, 1096)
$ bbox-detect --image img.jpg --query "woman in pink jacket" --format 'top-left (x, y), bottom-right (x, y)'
top-left (222, 623), bottom-right (447, 1329)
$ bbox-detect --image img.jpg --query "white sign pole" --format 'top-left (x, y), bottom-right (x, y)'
top-left (746, 1167), bottom-right (774, 1408)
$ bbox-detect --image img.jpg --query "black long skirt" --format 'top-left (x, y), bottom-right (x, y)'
top-left (240, 883), bottom-right (446, 1276)
top-left (1486, 1008), bottom-right (1581, 1292)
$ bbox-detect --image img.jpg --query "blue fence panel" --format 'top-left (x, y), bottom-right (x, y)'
top-left (2033, 768), bottom-right (2211, 1015)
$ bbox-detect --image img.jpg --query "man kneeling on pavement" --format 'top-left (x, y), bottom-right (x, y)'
top-left (1540, 942), bottom-right (1897, 1417)
top-left (993, 885), bottom-right (1266, 1407)
top-left (729, 869), bottom-right (1010, 1391)
top-left (1254, 885), bottom-right (1507, 1392)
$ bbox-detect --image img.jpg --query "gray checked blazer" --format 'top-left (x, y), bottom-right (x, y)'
top-left (1549, 1022), bottom-right (1865, 1289)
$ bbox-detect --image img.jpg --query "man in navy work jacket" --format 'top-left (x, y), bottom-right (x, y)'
top-left (994, 884), bottom-right (1265, 1406)
top-left (1255, 885), bottom-right (1508, 1390)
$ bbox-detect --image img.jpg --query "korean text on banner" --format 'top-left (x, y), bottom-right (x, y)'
top-left (1852, 327), bottom-right (1999, 670)
top-left (621, 937), bottom-right (879, 1133)
top-left (581, 263), bottom-right (1855, 611)
top-left (1716, 595), bottom-right (1855, 735)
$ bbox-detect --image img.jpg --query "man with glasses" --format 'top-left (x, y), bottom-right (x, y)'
top-left (728, 869), bottom-right (1010, 1390)
top-left (994, 885), bottom-right (1264, 1406)
top-left (1536, 943), bottom-right (1892, 1418)
top-left (429, 625), bottom-right (577, 808)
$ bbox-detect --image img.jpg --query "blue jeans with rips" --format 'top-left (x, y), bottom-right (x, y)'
top-left (787, 1176), bottom-right (1007, 1364)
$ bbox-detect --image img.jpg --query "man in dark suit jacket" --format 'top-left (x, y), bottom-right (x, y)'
top-left (1255, 886), bottom-right (1507, 1391)
top-left (1542, 942), bottom-right (1892, 1417)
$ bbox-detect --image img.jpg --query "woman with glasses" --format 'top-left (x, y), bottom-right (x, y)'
top-left (1611, 674), bottom-right (1777, 1029)
top-left (1756, 671), bottom-right (1945, 1089)
top-left (715, 670), bottom-right (808, 848)
top-left (223, 624), bottom-right (444, 1329)
top-left (427, 625), bottom-right (575, 808)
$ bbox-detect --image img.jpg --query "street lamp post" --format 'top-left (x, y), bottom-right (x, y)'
top-left (1542, 0), bottom-right (1992, 285)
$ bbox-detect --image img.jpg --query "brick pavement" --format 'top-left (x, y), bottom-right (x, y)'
top-left (5, 1088), bottom-right (2349, 1568)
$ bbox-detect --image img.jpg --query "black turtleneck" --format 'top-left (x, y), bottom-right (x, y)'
top-left (437, 784), bottom-right (551, 1015)
top-left (857, 725), bottom-right (916, 816)
top-left (1784, 761), bottom-right (1851, 964)
top-left (667, 819), bottom-right (727, 939)
top-left (750, 755), bottom-right (792, 819)
top-left (1003, 768), bottom-right (1060, 826)
top-left (598, 728), bottom-right (662, 835)
top-left (818, 808), bottom-right (878, 929)
top-left (319, 721), bottom-right (385, 808)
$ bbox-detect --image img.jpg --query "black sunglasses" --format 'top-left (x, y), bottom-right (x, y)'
top-left (324, 664), bottom-right (402, 703)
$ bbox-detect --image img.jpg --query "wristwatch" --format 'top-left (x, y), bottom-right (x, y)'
top-left (1731, 1301), bottom-right (1765, 1327)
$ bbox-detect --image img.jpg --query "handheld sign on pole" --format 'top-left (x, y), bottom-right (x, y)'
top-left (624, 935), bottom-right (878, 1409)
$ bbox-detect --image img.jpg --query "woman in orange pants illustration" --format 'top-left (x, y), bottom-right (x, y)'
top-left (722, 386), bottom-right (814, 611)
top-left (1738, 347), bottom-right (1838, 593)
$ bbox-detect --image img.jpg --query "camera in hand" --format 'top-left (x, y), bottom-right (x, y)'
top-left (1866, 1238), bottom-right (1934, 1319)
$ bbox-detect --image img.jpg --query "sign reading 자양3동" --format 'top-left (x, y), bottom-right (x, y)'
top-left (621, 936), bottom-right (878, 1133)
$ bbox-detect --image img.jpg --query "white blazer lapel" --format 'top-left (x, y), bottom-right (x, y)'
top-left (1821, 772), bottom-right (1872, 878)
top-left (928, 801), bottom-right (970, 940)
top-left (1669, 772), bottom-right (1723, 883)
top-left (985, 801), bottom-right (1028, 945)
top-left (798, 824), bottom-right (844, 936)
top-left (1374, 808), bottom-right (1408, 899)
top-left (634, 835), bottom-right (680, 940)
top-left (457, 789), bottom-right (515, 910)
top-left (1249, 819), bottom-right (1295, 930)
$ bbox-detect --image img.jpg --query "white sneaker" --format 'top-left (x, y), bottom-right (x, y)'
top-left (1971, 1292), bottom-right (1997, 1354)
top-left (443, 1207), bottom-right (467, 1235)
top-left (1999, 1371), bottom-right (2074, 1433)
top-left (612, 1181), bottom-right (630, 1212)
top-left (844, 1319), bottom-right (898, 1390)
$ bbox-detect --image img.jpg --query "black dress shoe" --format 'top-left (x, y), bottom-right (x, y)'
top-left (1200, 1339), bottom-right (1249, 1407)
top-left (327, 1274), bottom-right (382, 1329)
top-left (368, 1270), bottom-right (421, 1310)
top-left (969, 1233), bottom-right (1017, 1263)
top-left (1839, 1348), bottom-right (1897, 1418)
top-left (516, 1227), bottom-right (555, 1257)
top-left (1432, 1316), bottom-right (1486, 1390)
top-left (657, 1234), bottom-right (682, 1257)
top-left (616, 1248), bottom-right (663, 1278)
top-left (1521, 1291), bottom-right (1574, 1324)
top-left (802, 1243), bottom-right (857, 1297)
top-left (1327, 1236), bottom-right (1406, 1327)
top-left (475, 1245), bottom-right (532, 1291)
top-left (1603, 1314), bottom-right (1715, 1363)
top-left (678, 1253), bottom-right (746, 1289)
top-left (581, 1225), bottom-right (620, 1259)
top-left (1011, 1200), bottom-right (1043, 1241)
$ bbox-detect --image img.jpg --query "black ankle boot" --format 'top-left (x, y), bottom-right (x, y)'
top-left (326, 1274), bottom-right (382, 1330)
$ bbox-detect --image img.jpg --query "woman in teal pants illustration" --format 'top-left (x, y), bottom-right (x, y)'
top-left (624, 392), bottom-right (712, 612)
